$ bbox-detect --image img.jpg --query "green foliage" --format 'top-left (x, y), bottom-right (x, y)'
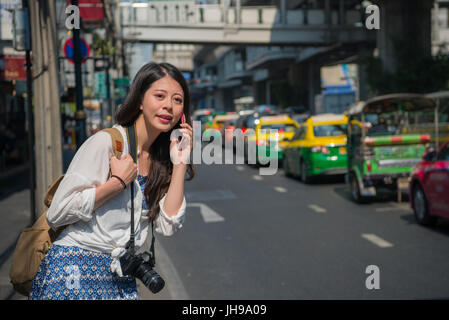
top-left (92, 32), bottom-right (114, 57)
top-left (362, 41), bottom-right (449, 95)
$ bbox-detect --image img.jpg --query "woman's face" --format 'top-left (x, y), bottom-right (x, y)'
top-left (140, 75), bottom-right (184, 133)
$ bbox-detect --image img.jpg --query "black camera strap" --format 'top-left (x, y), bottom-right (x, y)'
top-left (126, 124), bottom-right (137, 255)
top-left (126, 123), bottom-right (156, 263)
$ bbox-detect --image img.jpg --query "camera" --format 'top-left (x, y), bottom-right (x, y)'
top-left (120, 250), bottom-right (165, 294)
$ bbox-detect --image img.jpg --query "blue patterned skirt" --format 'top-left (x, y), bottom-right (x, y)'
top-left (29, 245), bottom-right (138, 300)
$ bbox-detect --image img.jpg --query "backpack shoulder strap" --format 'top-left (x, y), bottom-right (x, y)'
top-left (102, 127), bottom-right (124, 159)
top-left (102, 127), bottom-right (124, 179)
top-left (44, 174), bottom-right (65, 207)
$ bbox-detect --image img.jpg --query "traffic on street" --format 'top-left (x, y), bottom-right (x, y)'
top-left (154, 157), bottom-right (449, 299)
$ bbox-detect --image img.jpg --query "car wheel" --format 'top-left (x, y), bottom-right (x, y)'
top-left (300, 160), bottom-right (310, 183)
top-left (413, 184), bottom-right (436, 226)
top-left (253, 147), bottom-right (260, 168)
top-left (350, 173), bottom-right (366, 204)
top-left (284, 156), bottom-right (292, 177)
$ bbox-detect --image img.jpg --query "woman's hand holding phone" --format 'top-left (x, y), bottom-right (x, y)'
top-left (170, 114), bottom-right (193, 165)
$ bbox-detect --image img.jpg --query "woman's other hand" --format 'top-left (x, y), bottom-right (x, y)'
top-left (109, 154), bottom-right (138, 186)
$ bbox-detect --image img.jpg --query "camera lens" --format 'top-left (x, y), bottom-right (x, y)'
top-left (141, 269), bottom-right (165, 293)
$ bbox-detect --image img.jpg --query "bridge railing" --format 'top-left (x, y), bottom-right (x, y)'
top-left (120, 2), bottom-right (363, 28)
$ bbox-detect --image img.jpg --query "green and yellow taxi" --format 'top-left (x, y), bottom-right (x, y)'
top-left (283, 114), bottom-right (348, 183)
top-left (244, 115), bottom-right (299, 164)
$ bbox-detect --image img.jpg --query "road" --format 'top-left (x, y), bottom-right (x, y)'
top-left (151, 154), bottom-right (449, 300)
top-left (2, 157), bottom-right (449, 300)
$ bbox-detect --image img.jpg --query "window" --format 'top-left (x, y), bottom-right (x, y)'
top-left (299, 126), bottom-right (307, 140)
top-left (260, 123), bottom-right (297, 133)
top-left (292, 128), bottom-right (303, 140)
top-left (246, 116), bottom-right (257, 128)
top-left (313, 124), bottom-right (347, 137)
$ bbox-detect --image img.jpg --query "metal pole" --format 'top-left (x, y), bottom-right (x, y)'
top-left (106, 59), bottom-right (112, 126)
top-left (435, 99), bottom-right (439, 151)
top-left (339, 0), bottom-right (345, 25)
top-left (22, 0), bottom-right (36, 225)
top-left (280, 0), bottom-right (286, 25)
top-left (102, 40), bottom-right (112, 127)
top-left (72, 0), bottom-right (87, 147)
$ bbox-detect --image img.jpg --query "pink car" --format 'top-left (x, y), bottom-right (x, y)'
top-left (409, 141), bottom-right (449, 226)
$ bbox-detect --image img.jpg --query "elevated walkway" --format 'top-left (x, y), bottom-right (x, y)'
top-left (120, 2), bottom-right (375, 46)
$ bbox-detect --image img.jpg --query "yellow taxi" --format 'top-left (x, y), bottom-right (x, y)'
top-left (283, 113), bottom-right (348, 183)
top-left (244, 114), bottom-right (299, 164)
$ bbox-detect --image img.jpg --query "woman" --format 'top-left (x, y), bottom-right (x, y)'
top-left (29, 62), bottom-right (194, 300)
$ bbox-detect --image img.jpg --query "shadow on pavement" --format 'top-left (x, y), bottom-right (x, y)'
top-left (400, 213), bottom-right (449, 236)
top-left (332, 184), bottom-right (410, 205)
top-left (307, 174), bottom-right (346, 185)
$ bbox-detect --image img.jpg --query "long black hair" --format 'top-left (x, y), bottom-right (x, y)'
top-left (115, 62), bottom-right (194, 221)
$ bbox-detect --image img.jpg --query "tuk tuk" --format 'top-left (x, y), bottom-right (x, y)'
top-left (425, 91), bottom-right (449, 149)
top-left (346, 94), bottom-right (436, 203)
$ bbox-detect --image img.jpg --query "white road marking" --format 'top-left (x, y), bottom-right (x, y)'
top-left (187, 203), bottom-right (225, 223)
top-left (236, 166), bottom-right (245, 171)
top-left (308, 204), bottom-right (327, 213)
top-left (274, 186), bottom-right (287, 193)
top-left (361, 234), bottom-right (394, 248)
top-left (252, 175), bottom-right (263, 181)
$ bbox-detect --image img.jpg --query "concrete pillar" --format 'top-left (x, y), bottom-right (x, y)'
top-left (307, 62), bottom-right (321, 114)
top-left (29, 0), bottom-right (63, 217)
top-left (376, 0), bottom-right (433, 73)
top-left (357, 61), bottom-right (369, 101)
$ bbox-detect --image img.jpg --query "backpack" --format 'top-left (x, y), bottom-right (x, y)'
top-left (9, 127), bottom-right (124, 297)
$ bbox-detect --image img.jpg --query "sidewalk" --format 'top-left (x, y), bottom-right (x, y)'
top-left (0, 169), bottom-right (31, 300)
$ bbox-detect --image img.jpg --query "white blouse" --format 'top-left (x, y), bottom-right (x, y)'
top-left (47, 124), bottom-right (186, 276)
